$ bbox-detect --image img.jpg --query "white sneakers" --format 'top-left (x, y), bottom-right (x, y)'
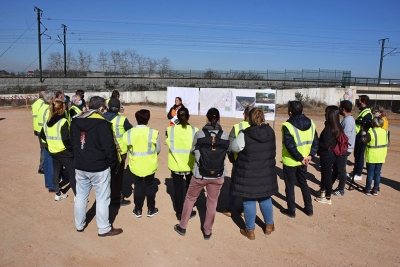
top-left (347, 172), bottom-right (362, 181)
top-left (55, 192), bottom-right (68, 201)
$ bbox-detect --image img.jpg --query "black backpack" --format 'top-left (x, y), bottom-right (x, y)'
top-left (196, 129), bottom-right (230, 178)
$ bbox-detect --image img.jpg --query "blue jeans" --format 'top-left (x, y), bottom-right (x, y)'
top-left (74, 168), bottom-right (112, 234)
top-left (242, 197), bottom-right (273, 230)
top-left (366, 163), bottom-right (383, 191)
top-left (43, 148), bottom-right (54, 190)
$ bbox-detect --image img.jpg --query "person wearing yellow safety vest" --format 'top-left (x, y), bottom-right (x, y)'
top-left (103, 98), bottom-right (133, 206)
top-left (31, 91), bottom-right (45, 174)
top-left (281, 101), bottom-right (318, 218)
top-left (351, 95), bottom-right (373, 181)
top-left (71, 96), bottom-right (122, 237)
top-left (361, 117), bottom-right (388, 196)
top-left (222, 105), bottom-right (253, 217)
top-left (40, 101), bottom-right (75, 201)
top-left (166, 107), bottom-right (198, 221)
top-left (120, 109), bottom-right (161, 219)
top-left (37, 90), bottom-right (56, 192)
top-left (69, 95), bottom-right (83, 120)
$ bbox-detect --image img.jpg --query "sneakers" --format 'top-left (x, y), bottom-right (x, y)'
top-left (120, 199), bottom-right (131, 206)
top-left (147, 208), bottom-right (159, 218)
top-left (364, 190), bottom-right (372, 196)
top-left (174, 224), bottom-right (186, 236)
top-left (332, 188), bottom-right (344, 196)
top-left (372, 190), bottom-right (378, 196)
top-left (280, 209), bottom-right (296, 218)
top-left (98, 228), bottom-right (123, 237)
top-left (203, 232), bottom-right (212, 240)
top-left (315, 197), bottom-right (332, 205)
top-left (304, 209), bottom-right (313, 217)
top-left (353, 174), bottom-right (362, 181)
top-left (240, 229), bottom-right (255, 240)
top-left (38, 169), bottom-right (44, 174)
top-left (55, 192), bottom-right (68, 201)
top-left (132, 209), bottom-right (142, 218)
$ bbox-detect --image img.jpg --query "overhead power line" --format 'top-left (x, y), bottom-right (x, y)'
top-left (0, 20), bottom-right (36, 58)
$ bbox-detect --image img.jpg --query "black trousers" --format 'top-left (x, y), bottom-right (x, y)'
top-left (332, 151), bottom-right (351, 191)
top-left (320, 153), bottom-right (337, 197)
top-left (283, 165), bottom-right (313, 212)
top-left (110, 154), bottom-right (126, 205)
top-left (52, 156), bottom-right (76, 195)
top-left (171, 172), bottom-right (192, 215)
top-left (132, 171), bottom-right (156, 211)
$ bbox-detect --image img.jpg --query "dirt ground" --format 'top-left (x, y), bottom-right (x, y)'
top-left (0, 104), bottom-right (399, 267)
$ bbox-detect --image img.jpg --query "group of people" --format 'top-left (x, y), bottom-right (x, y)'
top-left (31, 92), bottom-right (389, 240)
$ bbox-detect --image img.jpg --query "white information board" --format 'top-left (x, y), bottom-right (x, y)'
top-left (199, 88), bottom-right (236, 117)
top-left (235, 89), bottom-right (276, 121)
top-left (166, 87), bottom-right (199, 115)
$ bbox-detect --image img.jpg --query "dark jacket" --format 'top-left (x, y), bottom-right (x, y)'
top-left (103, 112), bottom-right (133, 131)
top-left (40, 114), bottom-right (73, 158)
top-left (167, 104), bottom-right (186, 119)
top-left (71, 110), bottom-right (119, 172)
top-left (231, 124), bottom-right (278, 199)
top-left (317, 123), bottom-right (336, 157)
top-left (282, 114), bottom-right (319, 161)
top-left (69, 104), bottom-right (82, 118)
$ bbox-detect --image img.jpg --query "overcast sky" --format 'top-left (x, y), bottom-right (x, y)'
top-left (1, 0), bottom-right (399, 78)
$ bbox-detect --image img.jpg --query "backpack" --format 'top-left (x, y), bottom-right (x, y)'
top-left (332, 132), bottom-right (350, 156)
top-left (196, 129), bottom-right (230, 178)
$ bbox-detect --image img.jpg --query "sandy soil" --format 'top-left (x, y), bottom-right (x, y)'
top-left (0, 104), bottom-right (399, 267)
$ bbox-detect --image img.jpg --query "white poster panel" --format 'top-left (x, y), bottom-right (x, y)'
top-left (234, 89), bottom-right (276, 121)
top-left (199, 88), bottom-right (236, 117)
top-left (166, 87), bottom-right (199, 115)
top-left (254, 90), bottom-right (276, 121)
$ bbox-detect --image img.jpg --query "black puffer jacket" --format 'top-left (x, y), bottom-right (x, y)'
top-left (317, 123), bottom-right (336, 157)
top-left (231, 124), bottom-right (278, 198)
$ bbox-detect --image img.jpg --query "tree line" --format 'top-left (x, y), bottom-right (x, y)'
top-left (46, 49), bottom-right (172, 77)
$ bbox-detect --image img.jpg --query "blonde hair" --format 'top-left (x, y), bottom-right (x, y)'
top-left (48, 100), bottom-right (65, 121)
top-left (249, 108), bottom-right (265, 126)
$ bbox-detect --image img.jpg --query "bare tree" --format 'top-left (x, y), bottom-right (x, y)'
top-left (146, 57), bottom-right (159, 76)
top-left (77, 49), bottom-right (93, 72)
top-left (66, 49), bottom-right (78, 71)
top-left (109, 50), bottom-right (121, 73)
top-left (158, 57), bottom-right (172, 77)
top-left (136, 54), bottom-right (146, 77)
top-left (119, 50), bottom-right (129, 75)
top-left (96, 49), bottom-right (108, 73)
top-left (46, 52), bottom-right (63, 71)
top-left (127, 49), bottom-right (138, 74)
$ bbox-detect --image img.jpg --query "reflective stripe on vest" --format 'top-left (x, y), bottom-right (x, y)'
top-left (44, 118), bottom-right (67, 153)
top-left (127, 128), bottom-right (157, 156)
top-left (355, 108), bottom-right (372, 134)
top-left (169, 125), bottom-right (196, 154)
top-left (112, 115), bottom-right (126, 138)
top-left (233, 121), bottom-right (250, 160)
top-left (366, 127), bottom-right (388, 163)
top-left (32, 100), bottom-right (45, 132)
top-left (38, 106), bottom-right (49, 127)
top-left (281, 121), bottom-right (315, 167)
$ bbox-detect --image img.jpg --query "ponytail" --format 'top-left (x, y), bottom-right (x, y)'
top-left (177, 107), bottom-right (190, 128)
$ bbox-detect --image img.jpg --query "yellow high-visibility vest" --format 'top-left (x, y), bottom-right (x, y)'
top-left (37, 104), bottom-right (50, 143)
top-left (166, 124), bottom-right (198, 172)
top-left (31, 99), bottom-right (44, 132)
top-left (43, 118), bottom-right (68, 154)
top-left (281, 121), bottom-right (316, 167)
top-left (123, 127), bottom-right (158, 177)
top-left (111, 115), bottom-right (128, 155)
top-left (233, 121), bottom-right (250, 160)
top-left (355, 108), bottom-right (372, 134)
top-left (69, 105), bottom-right (82, 120)
top-left (366, 127), bottom-right (388, 163)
